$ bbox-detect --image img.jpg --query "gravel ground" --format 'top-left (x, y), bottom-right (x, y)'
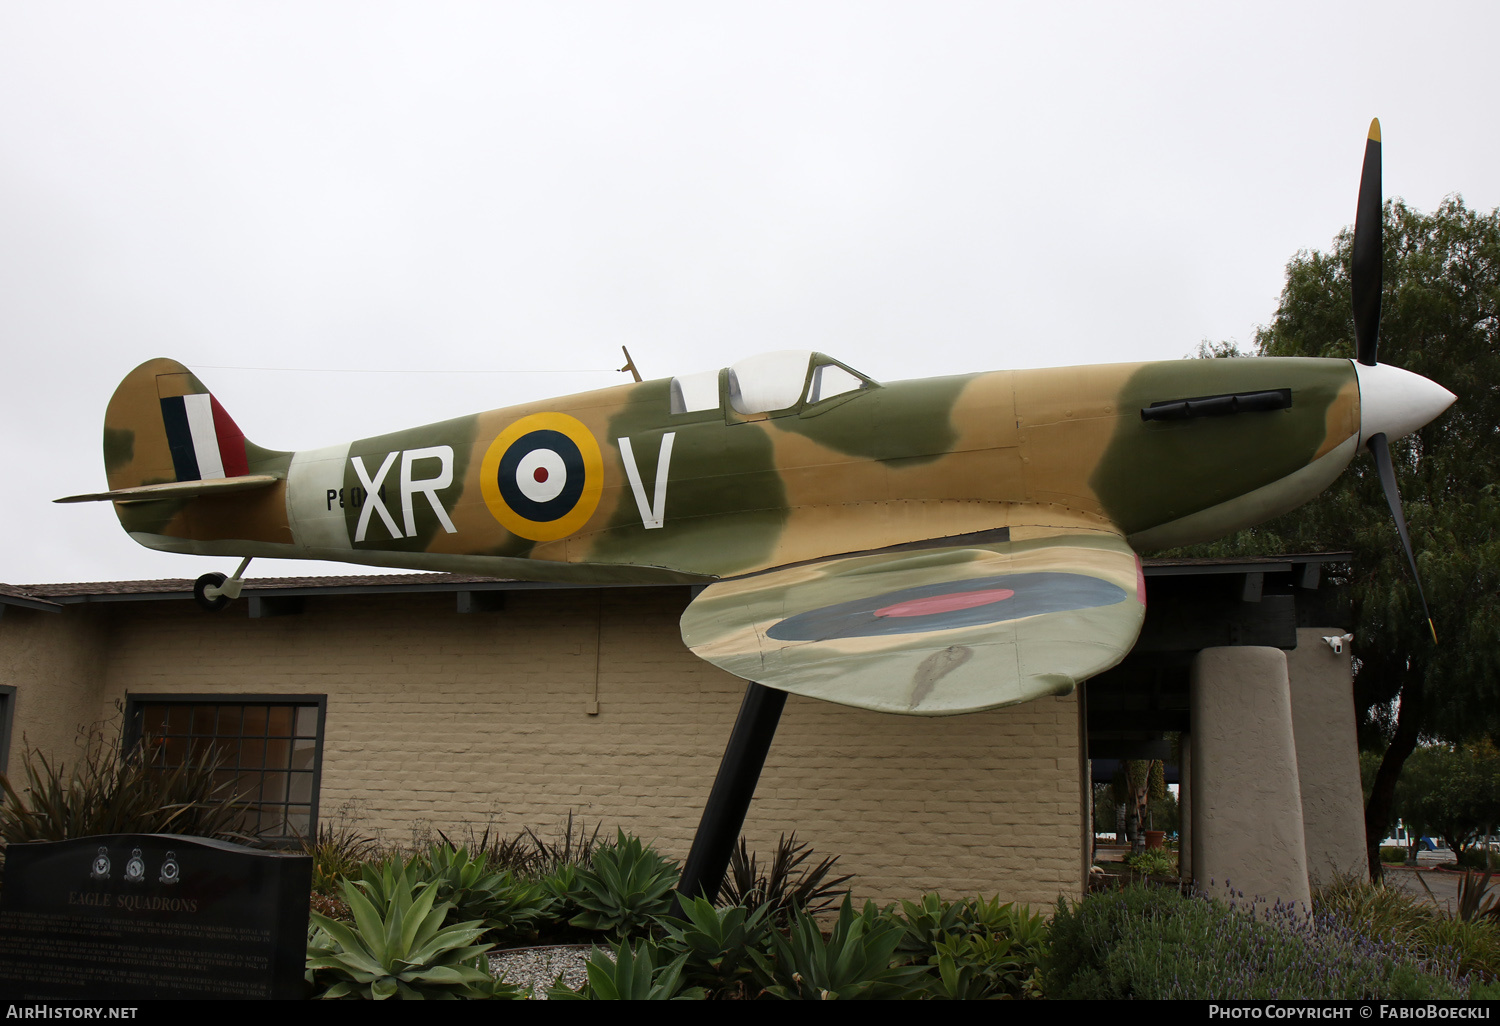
top-left (489, 944), bottom-right (607, 999)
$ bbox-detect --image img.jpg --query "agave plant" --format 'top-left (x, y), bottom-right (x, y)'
top-left (887, 892), bottom-right (1049, 998)
top-left (424, 842), bottom-right (556, 942)
top-left (548, 939), bottom-right (705, 1000)
top-left (306, 874), bottom-right (520, 999)
top-left (541, 862), bottom-right (588, 929)
top-left (352, 852), bottom-right (425, 908)
top-left (891, 892), bottom-right (967, 962)
top-left (568, 830), bottom-right (679, 939)
top-left (657, 894), bottom-right (772, 997)
top-left (750, 895), bottom-right (930, 1000)
top-left (925, 931), bottom-right (1037, 1000)
top-left (955, 894), bottom-right (1050, 962)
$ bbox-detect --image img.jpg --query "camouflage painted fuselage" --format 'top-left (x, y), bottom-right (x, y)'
top-left (100, 353), bottom-right (1359, 581)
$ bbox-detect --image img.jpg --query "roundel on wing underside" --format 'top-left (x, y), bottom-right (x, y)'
top-left (481, 412), bottom-right (603, 540)
top-left (766, 572), bottom-right (1127, 641)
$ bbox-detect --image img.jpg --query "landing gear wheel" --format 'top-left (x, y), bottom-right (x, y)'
top-left (193, 572), bottom-right (229, 612)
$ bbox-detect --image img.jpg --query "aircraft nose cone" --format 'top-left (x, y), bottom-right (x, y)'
top-left (1355, 362), bottom-right (1457, 446)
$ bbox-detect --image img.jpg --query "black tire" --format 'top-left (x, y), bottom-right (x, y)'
top-left (193, 572), bottom-right (229, 612)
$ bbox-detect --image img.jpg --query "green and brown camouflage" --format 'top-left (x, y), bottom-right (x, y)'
top-left (58, 347), bottom-right (1446, 715)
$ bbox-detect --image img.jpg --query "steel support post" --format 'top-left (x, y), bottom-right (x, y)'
top-left (674, 681), bottom-right (787, 908)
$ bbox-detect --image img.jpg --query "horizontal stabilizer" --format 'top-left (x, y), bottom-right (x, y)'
top-left (55, 474), bottom-right (281, 505)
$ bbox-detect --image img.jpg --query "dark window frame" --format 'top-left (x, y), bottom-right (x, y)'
top-left (123, 693), bottom-right (327, 846)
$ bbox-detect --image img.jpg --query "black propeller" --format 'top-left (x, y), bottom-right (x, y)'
top-left (1352, 118), bottom-right (1437, 643)
top-left (1352, 120), bottom-right (1383, 368)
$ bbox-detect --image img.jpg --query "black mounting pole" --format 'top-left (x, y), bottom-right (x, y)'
top-left (674, 681), bottom-right (787, 911)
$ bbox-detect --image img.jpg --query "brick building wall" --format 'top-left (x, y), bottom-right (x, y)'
top-left (1, 582), bottom-right (1086, 908)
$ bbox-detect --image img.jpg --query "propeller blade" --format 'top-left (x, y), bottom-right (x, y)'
top-left (1353, 118), bottom-right (1383, 367)
top-left (1367, 432), bottom-right (1437, 643)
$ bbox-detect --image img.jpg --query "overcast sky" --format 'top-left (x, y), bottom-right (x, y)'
top-left (3, 1), bottom-right (1496, 586)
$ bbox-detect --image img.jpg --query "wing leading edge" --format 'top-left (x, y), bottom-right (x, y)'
top-left (680, 525), bottom-right (1145, 716)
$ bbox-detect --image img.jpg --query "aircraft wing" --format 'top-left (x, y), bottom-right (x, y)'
top-left (679, 525), bottom-right (1145, 716)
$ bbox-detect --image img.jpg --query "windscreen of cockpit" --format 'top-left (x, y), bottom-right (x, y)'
top-left (727, 351), bottom-right (814, 415)
top-left (668, 368), bottom-right (720, 414)
top-left (807, 362), bottom-right (864, 404)
top-left (669, 351), bottom-right (871, 416)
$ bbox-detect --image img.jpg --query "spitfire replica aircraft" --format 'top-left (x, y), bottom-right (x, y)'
top-left (60, 121), bottom-right (1453, 722)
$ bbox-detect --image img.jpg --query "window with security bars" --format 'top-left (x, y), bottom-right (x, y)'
top-left (125, 696), bottom-right (325, 844)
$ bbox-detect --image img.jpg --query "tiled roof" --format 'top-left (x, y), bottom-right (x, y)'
top-left (0, 583), bottom-right (63, 610)
top-left (0, 572), bottom-right (524, 604)
top-left (1, 552), bottom-right (1352, 605)
top-left (25, 573), bottom-right (489, 595)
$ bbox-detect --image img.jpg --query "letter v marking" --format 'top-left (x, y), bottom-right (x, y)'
top-left (619, 432), bottom-right (676, 530)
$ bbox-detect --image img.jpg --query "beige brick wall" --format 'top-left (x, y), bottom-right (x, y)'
top-left (0, 606), bottom-right (110, 781)
top-left (5, 585), bottom-right (1084, 908)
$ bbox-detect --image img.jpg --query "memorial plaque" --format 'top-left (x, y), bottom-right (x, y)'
top-left (0, 833), bottom-right (311, 999)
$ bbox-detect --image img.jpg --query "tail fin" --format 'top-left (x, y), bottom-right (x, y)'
top-left (57, 359), bottom-right (287, 503)
top-left (110, 358), bottom-right (264, 487)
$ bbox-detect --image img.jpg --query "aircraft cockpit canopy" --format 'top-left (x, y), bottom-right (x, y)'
top-left (669, 351), bottom-right (874, 416)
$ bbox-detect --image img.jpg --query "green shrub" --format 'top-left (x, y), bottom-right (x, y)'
top-left (1123, 848), bottom-right (1177, 876)
top-left (1418, 916), bottom-right (1500, 982)
top-left (1316, 876), bottom-right (1500, 983)
top-left (1314, 875), bottom-right (1436, 943)
top-left (1045, 881), bottom-right (1191, 996)
top-left (1458, 847), bottom-right (1498, 871)
top-left (1380, 846), bottom-right (1410, 865)
top-left (1046, 882), bottom-right (1472, 999)
top-left (569, 830), bottom-right (679, 939)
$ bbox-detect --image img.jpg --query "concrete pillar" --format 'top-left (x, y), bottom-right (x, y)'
top-left (1190, 646), bottom-right (1311, 911)
top-left (1287, 627), bottom-right (1366, 886)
